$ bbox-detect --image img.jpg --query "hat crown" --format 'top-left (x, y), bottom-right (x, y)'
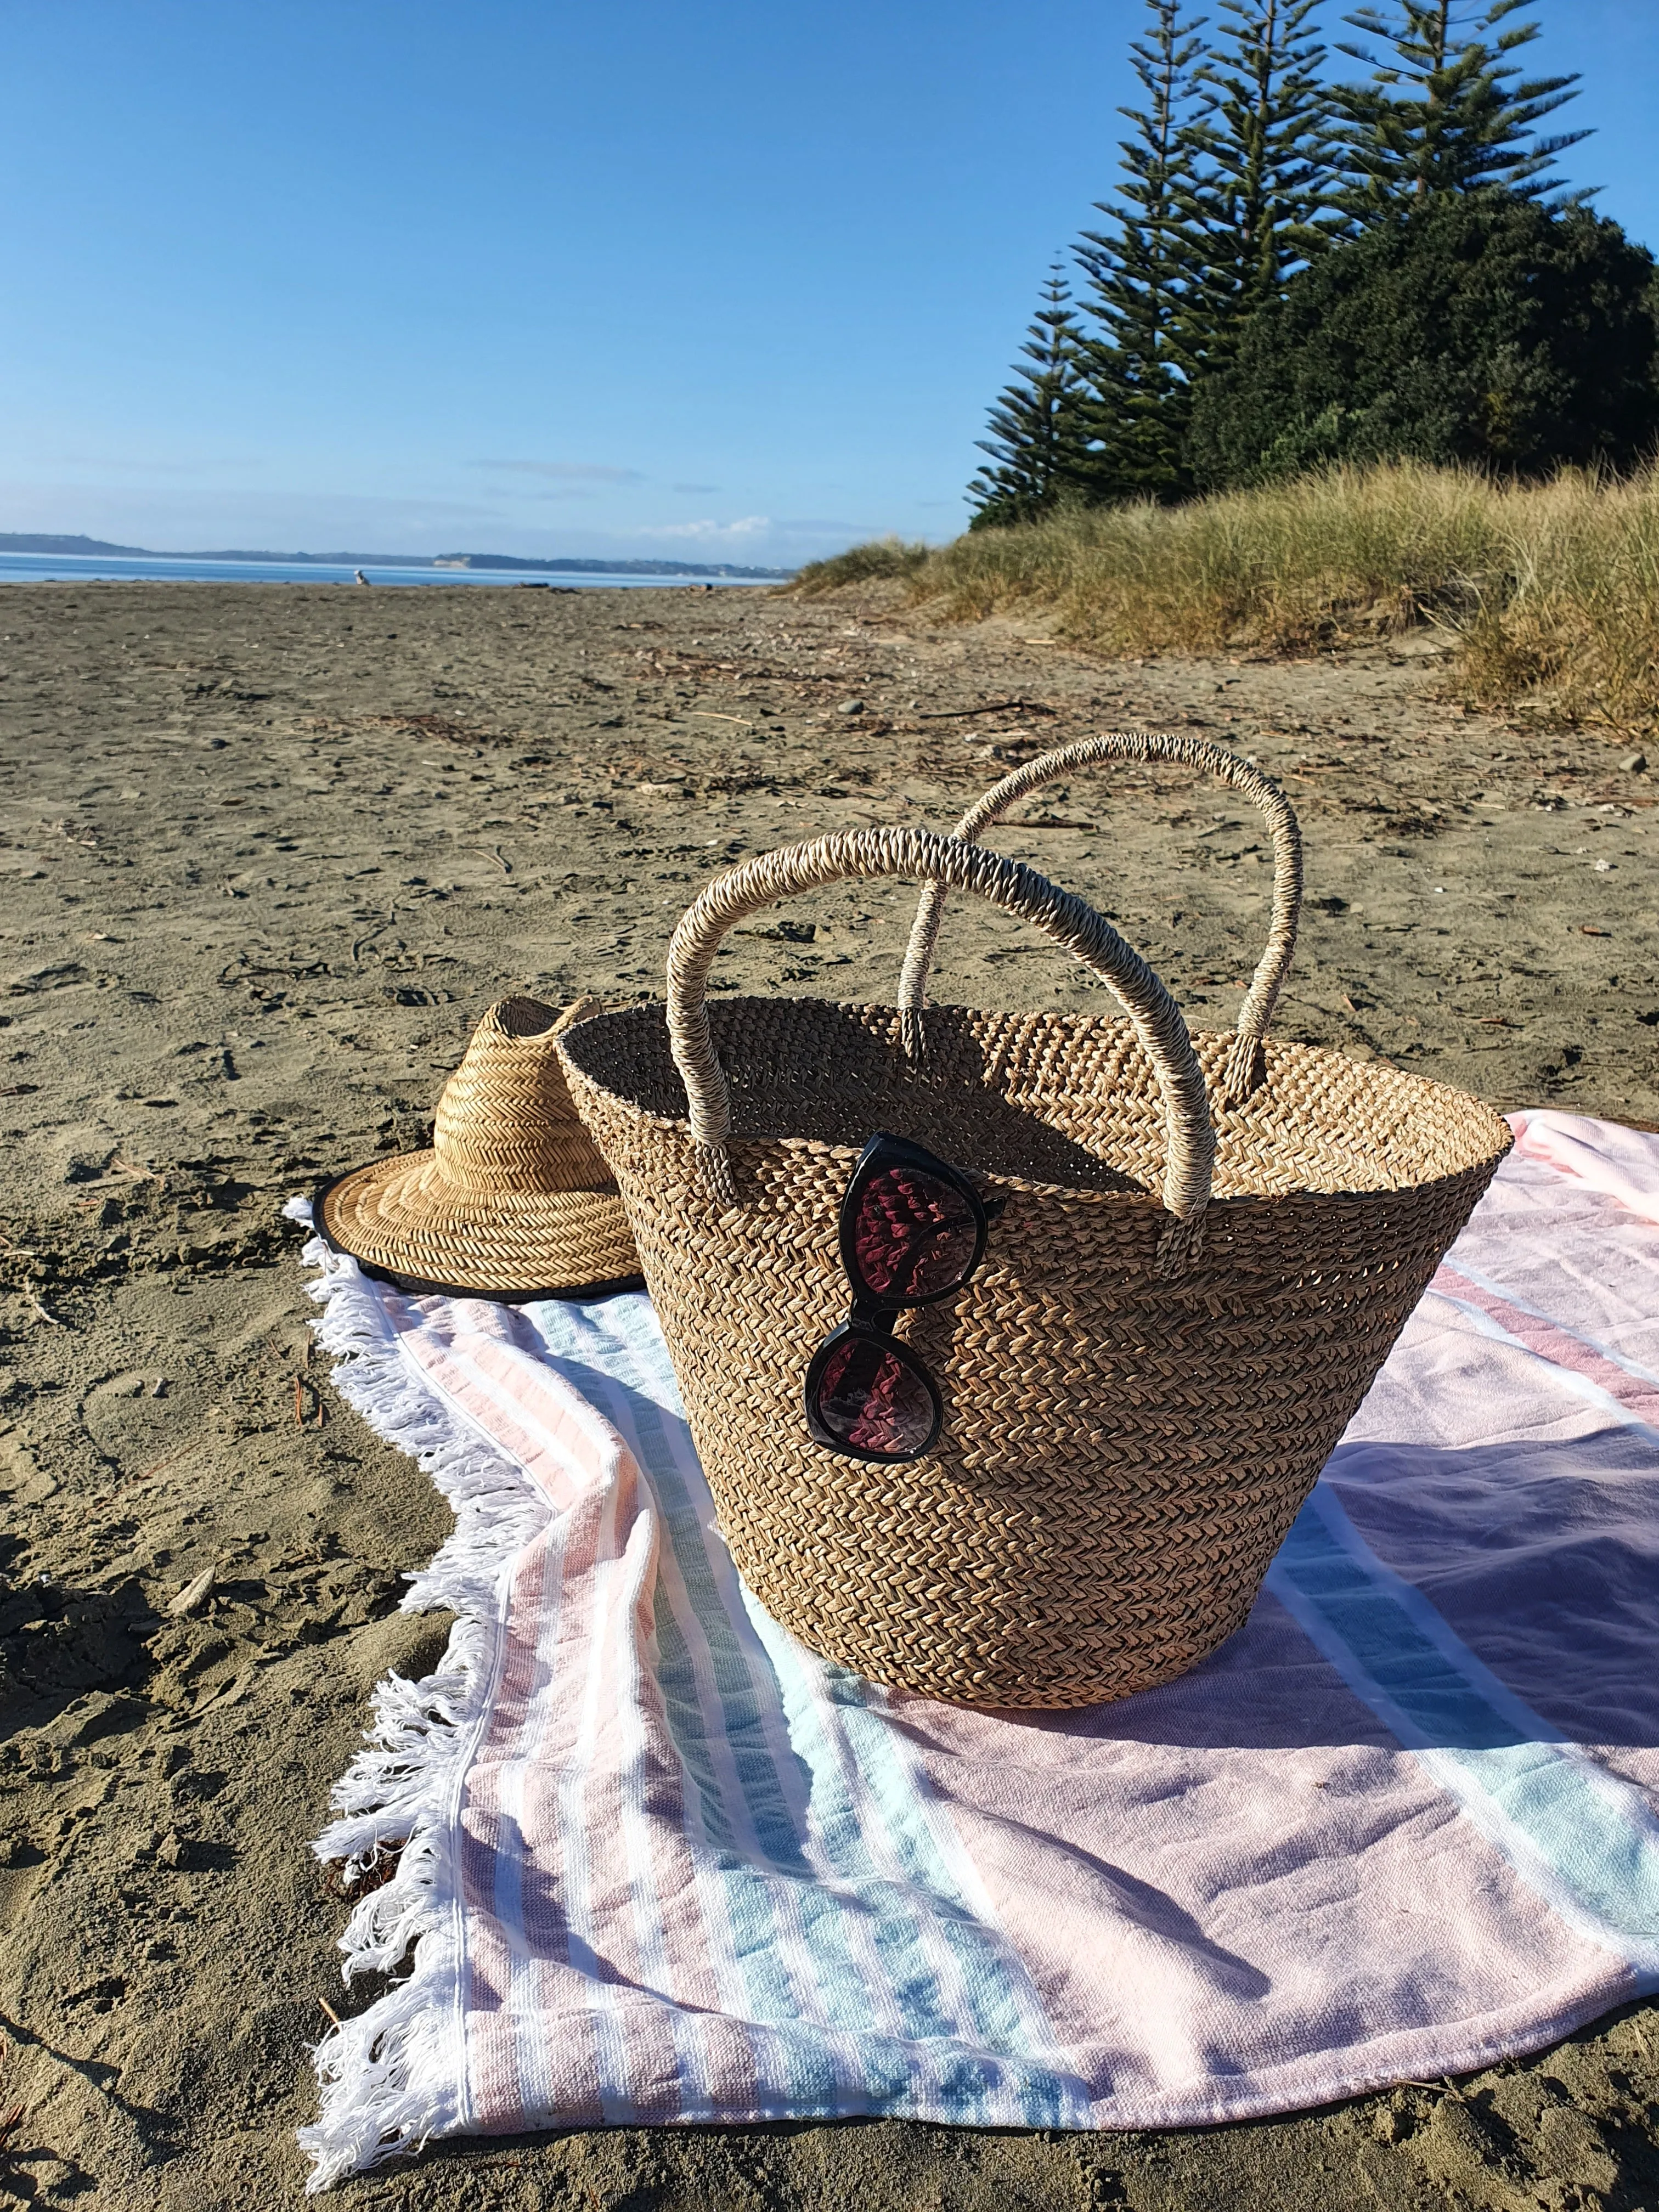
top-left (432, 996), bottom-right (614, 1197)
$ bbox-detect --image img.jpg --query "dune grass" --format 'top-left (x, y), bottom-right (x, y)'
top-left (792, 536), bottom-right (933, 588)
top-left (793, 464), bottom-right (1659, 734)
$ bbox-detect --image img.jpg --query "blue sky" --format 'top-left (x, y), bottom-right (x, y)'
top-left (2, 0), bottom-right (1654, 570)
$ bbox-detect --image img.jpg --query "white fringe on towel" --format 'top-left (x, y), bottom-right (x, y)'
top-left (284, 1201), bottom-right (552, 2192)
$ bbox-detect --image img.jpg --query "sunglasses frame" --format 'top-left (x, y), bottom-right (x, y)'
top-left (803, 1319), bottom-right (944, 1464)
top-left (803, 1131), bottom-right (998, 1465)
top-left (835, 1130), bottom-right (993, 1308)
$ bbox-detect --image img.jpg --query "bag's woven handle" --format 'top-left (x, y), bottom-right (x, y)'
top-left (666, 826), bottom-right (1214, 1273)
top-left (898, 733), bottom-right (1302, 1104)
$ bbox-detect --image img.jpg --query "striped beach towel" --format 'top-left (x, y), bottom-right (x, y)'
top-left (292, 1109), bottom-right (1659, 2191)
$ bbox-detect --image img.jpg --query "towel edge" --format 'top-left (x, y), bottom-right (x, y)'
top-left (286, 1200), bottom-right (551, 2191)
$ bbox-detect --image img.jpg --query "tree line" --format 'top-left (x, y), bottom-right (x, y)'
top-left (969, 0), bottom-right (1659, 526)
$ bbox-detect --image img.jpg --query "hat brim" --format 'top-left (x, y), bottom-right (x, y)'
top-left (313, 1152), bottom-right (644, 1304)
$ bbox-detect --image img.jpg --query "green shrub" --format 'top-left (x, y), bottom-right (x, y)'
top-left (1187, 194), bottom-right (1659, 490)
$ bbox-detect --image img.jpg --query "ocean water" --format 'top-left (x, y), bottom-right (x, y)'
top-left (0, 551), bottom-right (769, 589)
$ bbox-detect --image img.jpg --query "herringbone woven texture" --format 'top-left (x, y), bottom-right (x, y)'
top-left (321, 996), bottom-right (640, 1297)
top-left (559, 811), bottom-right (1511, 1710)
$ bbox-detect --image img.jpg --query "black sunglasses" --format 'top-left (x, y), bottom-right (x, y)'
top-left (803, 1131), bottom-right (1002, 1465)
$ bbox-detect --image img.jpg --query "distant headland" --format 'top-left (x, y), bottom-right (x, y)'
top-left (0, 533), bottom-right (793, 580)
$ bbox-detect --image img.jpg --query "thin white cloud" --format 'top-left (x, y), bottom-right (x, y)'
top-left (0, 479), bottom-right (514, 550)
top-left (34, 453), bottom-right (275, 477)
top-left (471, 459), bottom-right (645, 483)
top-left (643, 515), bottom-right (771, 541)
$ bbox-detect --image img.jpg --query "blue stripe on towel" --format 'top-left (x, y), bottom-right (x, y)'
top-left (528, 1298), bottom-right (853, 2110)
top-left (611, 1313), bottom-right (1080, 2123)
top-left (602, 1314), bottom-right (1065, 2122)
top-left (741, 1594), bottom-right (1087, 2126)
top-left (1267, 1482), bottom-right (1659, 1980)
top-left (524, 1295), bottom-right (1075, 2123)
top-left (618, 1379), bottom-right (896, 2102)
top-left (828, 1675), bottom-right (1093, 2125)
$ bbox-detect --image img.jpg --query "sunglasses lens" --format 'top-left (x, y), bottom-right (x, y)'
top-left (851, 1166), bottom-right (979, 1301)
top-left (810, 1335), bottom-right (937, 1459)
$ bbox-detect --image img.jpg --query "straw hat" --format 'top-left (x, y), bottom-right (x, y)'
top-left (314, 996), bottom-right (642, 1301)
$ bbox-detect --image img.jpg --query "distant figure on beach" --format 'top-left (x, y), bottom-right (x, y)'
top-left (354, 568), bottom-right (371, 586)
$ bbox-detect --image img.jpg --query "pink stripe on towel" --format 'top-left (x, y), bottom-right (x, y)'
top-left (1434, 1266), bottom-right (1659, 1432)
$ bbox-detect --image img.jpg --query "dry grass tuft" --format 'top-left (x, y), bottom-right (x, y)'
top-left (802, 464), bottom-right (1659, 733)
top-left (792, 537), bottom-right (933, 591)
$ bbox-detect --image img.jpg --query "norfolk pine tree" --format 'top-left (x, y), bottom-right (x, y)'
top-left (967, 264), bottom-right (1095, 528)
top-left (1334, 0), bottom-right (1590, 210)
top-left (966, 0), bottom-right (1609, 520)
top-left (1072, 0), bottom-right (1214, 501)
top-left (1184, 0), bottom-right (1350, 345)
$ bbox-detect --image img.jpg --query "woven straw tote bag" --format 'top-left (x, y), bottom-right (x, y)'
top-left (558, 735), bottom-right (1512, 1708)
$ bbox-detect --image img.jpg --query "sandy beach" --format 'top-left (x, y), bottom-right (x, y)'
top-left (1, 576), bottom-right (1655, 2209)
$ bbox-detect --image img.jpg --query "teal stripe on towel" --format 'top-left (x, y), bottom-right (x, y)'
top-left (617, 1378), bottom-right (899, 2101)
top-left (599, 1315), bottom-right (1029, 2120)
top-left (741, 1594), bottom-right (1086, 2126)
top-left (529, 1299), bottom-right (919, 2111)
top-left (1268, 1483), bottom-right (1659, 1980)
top-left (531, 1297), bottom-right (1077, 2124)
top-left (618, 1310), bottom-right (1081, 2126)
